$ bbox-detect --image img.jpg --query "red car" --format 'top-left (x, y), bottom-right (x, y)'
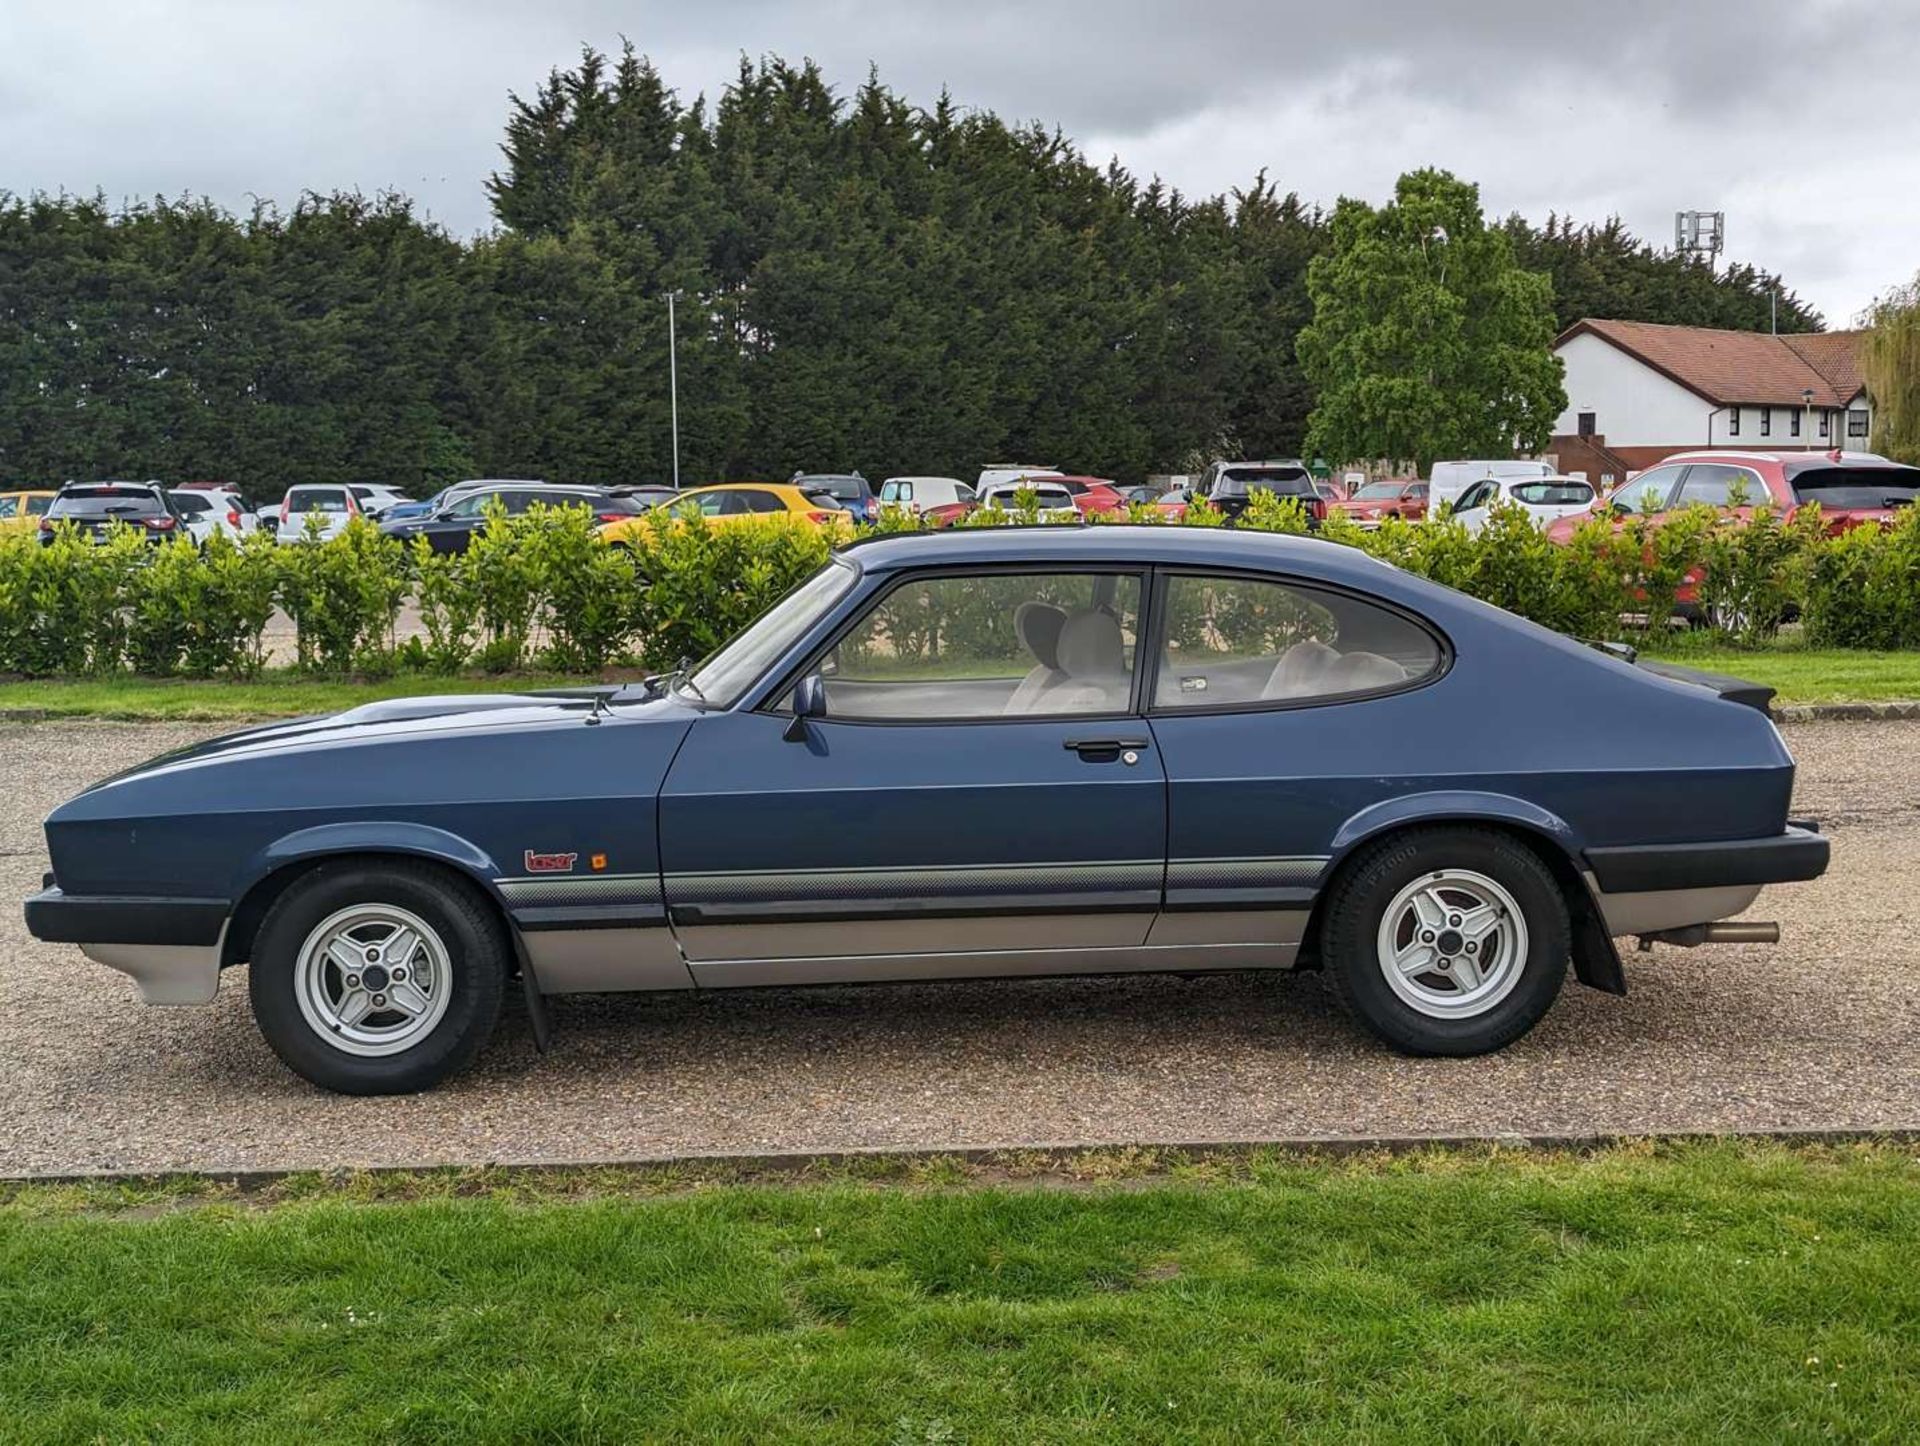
top-left (1048, 476), bottom-right (1129, 516)
top-left (1543, 450), bottom-right (1920, 545)
top-left (1332, 480), bottom-right (1430, 527)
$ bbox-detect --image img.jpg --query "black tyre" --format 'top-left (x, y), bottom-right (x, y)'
top-left (249, 859), bottom-right (508, 1094)
top-left (1320, 827), bottom-right (1569, 1056)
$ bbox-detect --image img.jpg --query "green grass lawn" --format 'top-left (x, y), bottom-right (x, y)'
top-left (4, 1141), bottom-right (1918, 1440)
top-left (1636, 642), bottom-right (1920, 704)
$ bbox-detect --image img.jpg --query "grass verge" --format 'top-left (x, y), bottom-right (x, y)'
top-left (3, 1140), bottom-right (1918, 1439)
top-left (1637, 643), bottom-right (1920, 705)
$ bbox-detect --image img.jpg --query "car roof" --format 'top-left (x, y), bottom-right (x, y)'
top-left (843, 525), bottom-right (1391, 578)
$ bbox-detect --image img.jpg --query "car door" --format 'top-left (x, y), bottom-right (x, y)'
top-left (657, 567), bottom-right (1169, 985)
top-left (418, 491), bottom-right (491, 552)
top-left (1144, 570), bottom-right (1449, 961)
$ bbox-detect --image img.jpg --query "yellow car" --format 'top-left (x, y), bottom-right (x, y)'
top-left (597, 483), bottom-right (855, 545)
top-left (0, 490), bottom-right (56, 535)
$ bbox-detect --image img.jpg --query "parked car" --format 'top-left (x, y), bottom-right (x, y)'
top-left (792, 472), bottom-right (879, 524)
top-left (1049, 476), bottom-right (1130, 516)
top-left (23, 527), bottom-right (1827, 1093)
top-left (977, 479), bottom-right (1081, 519)
top-left (878, 476), bottom-right (977, 525)
top-left (0, 489), bottom-right (57, 534)
top-left (1548, 450), bottom-right (1919, 540)
top-left (1429, 459), bottom-right (1557, 513)
top-left (1185, 460), bottom-right (1328, 524)
top-left (382, 483), bottom-right (649, 554)
top-left (977, 463), bottom-right (1065, 492)
top-left (275, 485), bottom-right (363, 543)
top-left (38, 482), bottom-right (185, 546)
top-left (379, 480), bottom-right (550, 528)
top-left (169, 486), bottom-right (257, 543)
top-left (1333, 480), bottom-right (1432, 528)
top-left (598, 483), bottom-right (853, 545)
top-left (619, 485), bottom-right (681, 510)
top-left (348, 484), bottom-right (410, 518)
top-left (1452, 476), bottom-right (1597, 534)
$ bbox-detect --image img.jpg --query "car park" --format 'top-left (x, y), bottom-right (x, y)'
top-left (1548, 449), bottom-right (1919, 539)
top-left (878, 476), bottom-right (977, 525)
top-left (1188, 460), bottom-right (1328, 524)
top-left (976, 463), bottom-right (1065, 492)
top-left (1334, 479), bottom-right (1431, 528)
top-left (381, 482), bottom-right (647, 554)
top-left (1050, 476), bottom-right (1130, 516)
top-left (0, 489), bottom-right (56, 533)
top-left (38, 482), bottom-right (185, 545)
top-left (274, 485), bottom-right (362, 543)
top-left (24, 526), bottom-right (1827, 1094)
top-left (1452, 476), bottom-right (1596, 534)
top-left (792, 472), bottom-right (879, 524)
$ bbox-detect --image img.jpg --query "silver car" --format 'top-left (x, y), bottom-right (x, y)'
top-left (274, 485), bottom-right (362, 544)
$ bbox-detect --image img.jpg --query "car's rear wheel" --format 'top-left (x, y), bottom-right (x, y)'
top-left (249, 860), bottom-right (508, 1094)
top-left (1320, 827), bottom-right (1569, 1056)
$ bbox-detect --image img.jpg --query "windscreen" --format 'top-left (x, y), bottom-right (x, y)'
top-left (288, 490), bottom-right (349, 513)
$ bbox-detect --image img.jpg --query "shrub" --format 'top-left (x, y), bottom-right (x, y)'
top-left (522, 504), bottom-right (643, 671)
top-left (462, 502), bottom-right (542, 671)
top-left (1804, 506), bottom-right (1920, 649)
top-left (410, 538), bottom-right (482, 674)
top-left (274, 519), bottom-right (407, 673)
top-left (626, 513), bottom-right (831, 669)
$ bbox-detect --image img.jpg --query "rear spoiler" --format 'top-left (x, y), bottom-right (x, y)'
top-left (1634, 659), bottom-right (1776, 714)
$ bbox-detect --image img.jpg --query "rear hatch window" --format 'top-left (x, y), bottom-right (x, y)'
top-left (49, 488), bottom-right (165, 518)
top-left (1222, 466), bottom-right (1314, 496)
top-left (288, 490), bottom-right (349, 513)
top-left (1788, 465), bottom-right (1920, 510)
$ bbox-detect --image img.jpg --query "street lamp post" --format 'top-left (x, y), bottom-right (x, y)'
top-left (1802, 387), bottom-right (1814, 451)
top-left (666, 291), bottom-right (681, 491)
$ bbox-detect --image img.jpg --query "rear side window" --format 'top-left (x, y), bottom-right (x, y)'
top-left (171, 493), bottom-right (212, 514)
top-left (1155, 574), bottom-right (1443, 710)
top-left (26, 495), bottom-right (52, 515)
top-left (1788, 465), bottom-right (1920, 509)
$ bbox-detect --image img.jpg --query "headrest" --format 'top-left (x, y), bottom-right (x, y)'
top-left (1057, 609), bottom-right (1124, 677)
top-left (1013, 602), bottom-right (1067, 672)
top-left (1263, 637), bottom-right (1341, 699)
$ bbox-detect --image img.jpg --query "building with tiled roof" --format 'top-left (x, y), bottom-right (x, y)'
top-left (1549, 319), bottom-right (1873, 479)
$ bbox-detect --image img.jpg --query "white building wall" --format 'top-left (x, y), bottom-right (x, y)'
top-left (1552, 332), bottom-right (1717, 448)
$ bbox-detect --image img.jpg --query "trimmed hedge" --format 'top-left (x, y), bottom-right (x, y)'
top-left (3, 496), bottom-right (1917, 681)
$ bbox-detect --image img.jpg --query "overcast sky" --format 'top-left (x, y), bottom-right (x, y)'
top-left (5, 0), bottom-right (1912, 325)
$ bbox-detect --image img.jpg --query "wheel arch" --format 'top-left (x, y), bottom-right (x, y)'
top-left (222, 825), bottom-right (508, 969)
top-left (1302, 796), bottom-right (1625, 994)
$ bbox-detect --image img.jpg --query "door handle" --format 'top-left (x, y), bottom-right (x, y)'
top-left (1064, 737), bottom-right (1149, 763)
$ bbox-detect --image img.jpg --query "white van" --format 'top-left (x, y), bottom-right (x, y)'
top-left (1428, 459), bottom-right (1556, 512)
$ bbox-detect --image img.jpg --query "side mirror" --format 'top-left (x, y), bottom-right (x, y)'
top-left (784, 673), bottom-right (827, 742)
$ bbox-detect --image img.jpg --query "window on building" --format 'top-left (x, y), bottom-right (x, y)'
top-left (1848, 409), bottom-right (1869, 438)
top-left (1727, 406), bottom-right (1741, 437)
top-left (1790, 408), bottom-right (1802, 438)
top-left (1760, 407), bottom-right (1772, 437)
top-left (1577, 411), bottom-right (1596, 438)
top-left (1819, 409), bottom-right (1831, 438)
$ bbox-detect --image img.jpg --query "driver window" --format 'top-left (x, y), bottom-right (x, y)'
top-left (0, 497), bottom-right (15, 518)
top-left (809, 572), bottom-right (1143, 720)
top-left (1676, 465), bottom-right (1760, 509)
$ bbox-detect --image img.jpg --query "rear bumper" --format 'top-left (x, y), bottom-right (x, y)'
top-left (24, 887), bottom-right (229, 1005)
top-left (1584, 826), bottom-right (1829, 895)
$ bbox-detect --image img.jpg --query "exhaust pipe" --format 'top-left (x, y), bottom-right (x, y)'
top-left (1637, 920), bottom-right (1781, 949)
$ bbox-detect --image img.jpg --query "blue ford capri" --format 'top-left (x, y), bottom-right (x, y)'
top-left (25, 528), bottom-right (1828, 1094)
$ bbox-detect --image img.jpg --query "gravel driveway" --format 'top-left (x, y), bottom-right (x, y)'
top-left (2, 718), bottom-right (1915, 1177)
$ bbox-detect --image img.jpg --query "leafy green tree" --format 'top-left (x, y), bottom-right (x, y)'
top-left (1861, 272), bottom-right (1920, 465)
top-left (1296, 169), bottom-right (1567, 474)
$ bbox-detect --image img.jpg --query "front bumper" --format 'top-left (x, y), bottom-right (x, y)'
top-left (24, 886), bottom-right (229, 1005)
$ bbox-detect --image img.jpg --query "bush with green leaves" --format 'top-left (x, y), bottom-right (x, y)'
top-left (274, 519), bottom-right (408, 673)
top-left (1804, 505), bottom-right (1920, 649)
top-left (624, 512), bottom-right (833, 669)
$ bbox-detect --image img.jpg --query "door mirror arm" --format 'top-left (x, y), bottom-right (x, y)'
top-left (784, 673), bottom-right (827, 742)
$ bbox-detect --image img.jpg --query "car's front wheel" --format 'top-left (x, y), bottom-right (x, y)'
top-left (249, 860), bottom-right (508, 1094)
top-left (1320, 827), bottom-right (1569, 1056)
